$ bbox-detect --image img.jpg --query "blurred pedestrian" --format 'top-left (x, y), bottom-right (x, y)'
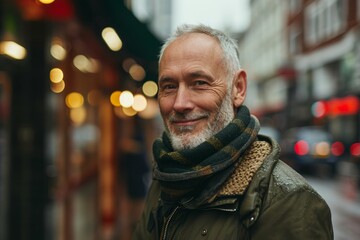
top-left (133, 24), bottom-right (333, 239)
top-left (116, 117), bottom-right (150, 240)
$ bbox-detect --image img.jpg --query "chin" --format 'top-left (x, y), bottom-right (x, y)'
top-left (169, 128), bottom-right (214, 150)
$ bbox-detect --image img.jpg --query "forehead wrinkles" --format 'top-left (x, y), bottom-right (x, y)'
top-left (160, 33), bottom-right (226, 74)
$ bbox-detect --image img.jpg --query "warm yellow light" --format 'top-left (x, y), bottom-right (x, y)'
top-left (38, 0), bottom-right (55, 4)
top-left (65, 92), bottom-right (84, 108)
top-left (110, 91), bottom-right (121, 107)
top-left (50, 80), bottom-right (65, 93)
top-left (142, 81), bottom-right (158, 97)
top-left (50, 44), bottom-right (66, 60)
top-left (70, 107), bottom-right (86, 125)
top-left (119, 91), bottom-right (134, 108)
top-left (0, 41), bottom-right (27, 60)
top-left (122, 107), bottom-right (137, 117)
top-left (315, 142), bottom-right (330, 157)
top-left (73, 55), bottom-right (99, 73)
top-left (129, 64), bottom-right (146, 81)
top-left (49, 68), bottom-right (63, 83)
top-left (73, 55), bottom-right (89, 72)
top-left (101, 27), bottom-right (122, 51)
top-left (132, 94), bottom-right (147, 112)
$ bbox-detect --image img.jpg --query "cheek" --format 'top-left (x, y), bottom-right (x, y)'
top-left (158, 97), bottom-right (172, 115)
top-left (192, 92), bottom-right (224, 110)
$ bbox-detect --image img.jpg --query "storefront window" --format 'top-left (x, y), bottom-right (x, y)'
top-left (305, 0), bottom-right (348, 46)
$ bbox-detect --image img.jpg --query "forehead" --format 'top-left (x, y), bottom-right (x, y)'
top-left (160, 33), bottom-right (224, 64)
top-left (170, 32), bottom-right (219, 47)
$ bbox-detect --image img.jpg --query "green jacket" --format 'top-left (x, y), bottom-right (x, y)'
top-left (133, 136), bottom-right (333, 239)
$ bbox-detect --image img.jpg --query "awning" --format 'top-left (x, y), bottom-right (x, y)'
top-left (72, 0), bottom-right (162, 78)
top-left (13, 0), bottom-right (162, 86)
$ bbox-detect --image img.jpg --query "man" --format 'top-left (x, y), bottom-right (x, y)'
top-left (133, 24), bottom-right (333, 239)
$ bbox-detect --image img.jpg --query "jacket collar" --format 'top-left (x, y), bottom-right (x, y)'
top-left (238, 135), bottom-right (280, 225)
top-left (202, 135), bottom-right (280, 226)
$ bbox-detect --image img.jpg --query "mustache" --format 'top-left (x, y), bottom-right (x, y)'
top-left (169, 112), bottom-right (210, 122)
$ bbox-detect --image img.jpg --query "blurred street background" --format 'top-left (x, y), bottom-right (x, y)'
top-left (0, 0), bottom-right (360, 239)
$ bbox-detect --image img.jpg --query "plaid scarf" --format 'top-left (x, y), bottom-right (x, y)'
top-left (153, 106), bottom-right (260, 209)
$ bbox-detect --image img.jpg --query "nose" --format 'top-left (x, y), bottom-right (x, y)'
top-left (173, 86), bottom-right (194, 113)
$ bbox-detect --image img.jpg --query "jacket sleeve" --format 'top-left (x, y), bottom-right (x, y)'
top-left (251, 188), bottom-right (334, 240)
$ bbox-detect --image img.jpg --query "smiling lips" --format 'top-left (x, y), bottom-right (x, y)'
top-left (172, 118), bottom-right (202, 126)
top-left (170, 114), bottom-right (209, 127)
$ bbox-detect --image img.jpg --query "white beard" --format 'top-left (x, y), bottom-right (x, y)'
top-left (167, 90), bottom-right (235, 150)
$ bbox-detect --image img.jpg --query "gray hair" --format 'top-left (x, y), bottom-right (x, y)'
top-left (158, 24), bottom-right (241, 78)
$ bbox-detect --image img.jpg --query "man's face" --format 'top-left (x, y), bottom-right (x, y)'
top-left (158, 33), bottom-right (236, 150)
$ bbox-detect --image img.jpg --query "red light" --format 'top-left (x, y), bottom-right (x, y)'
top-left (350, 143), bottom-right (360, 157)
top-left (328, 96), bottom-right (359, 116)
top-left (331, 141), bottom-right (344, 156)
top-left (294, 140), bottom-right (309, 156)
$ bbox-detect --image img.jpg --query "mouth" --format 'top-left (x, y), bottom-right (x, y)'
top-left (172, 119), bottom-right (201, 126)
top-left (170, 115), bottom-right (208, 128)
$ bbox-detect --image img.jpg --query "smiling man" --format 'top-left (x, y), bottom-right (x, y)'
top-left (133, 24), bottom-right (333, 240)
top-left (158, 31), bottom-right (244, 150)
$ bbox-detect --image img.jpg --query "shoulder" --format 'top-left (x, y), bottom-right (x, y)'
top-left (272, 160), bottom-right (321, 196)
top-left (248, 135), bottom-right (328, 210)
top-left (264, 160), bottom-right (329, 211)
top-left (250, 160), bottom-right (334, 239)
top-left (272, 160), bottom-right (315, 193)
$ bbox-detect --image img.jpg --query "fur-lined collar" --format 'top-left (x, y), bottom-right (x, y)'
top-left (217, 140), bottom-right (271, 197)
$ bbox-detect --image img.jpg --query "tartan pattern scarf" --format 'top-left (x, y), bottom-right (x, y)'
top-left (153, 105), bottom-right (260, 209)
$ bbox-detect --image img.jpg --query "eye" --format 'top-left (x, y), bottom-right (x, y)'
top-left (194, 80), bottom-right (208, 86)
top-left (160, 83), bottom-right (177, 91)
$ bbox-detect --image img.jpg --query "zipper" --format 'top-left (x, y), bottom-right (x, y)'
top-left (161, 206), bottom-right (180, 240)
top-left (209, 207), bottom-right (237, 212)
top-left (200, 202), bottom-right (238, 212)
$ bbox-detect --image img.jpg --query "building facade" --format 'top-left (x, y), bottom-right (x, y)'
top-left (239, 0), bottom-right (290, 132)
top-left (291, 0), bottom-right (360, 154)
top-left (239, 0), bottom-right (360, 146)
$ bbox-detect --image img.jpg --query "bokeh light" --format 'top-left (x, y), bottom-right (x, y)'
top-left (119, 91), bottom-right (134, 108)
top-left (0, 41), bottom-right (27, 60)
top-left (38, 0), bottom-right (55, 4)
top-left (101, 27), bottom-right (122, 51)
top-left (122, 107), bottom-right (137, 117)
top-left (142, 81), bottom-right (158, 97)
top-left (50, 39), bottom-right (66, 60)
top-left (132, 94), bottom-right (147, 112)
top-left (70, 107), bottom-right (86, 125)
top-left (49, 68), bottom-right (64, 83)
top-left (129, 64), bottom-right (145, 81)
top-left (50, 80), bottom-right (65, 93)
top-left (110, 91), bottom-right (121, 107)
top-left (66, 92), bottom-right (84, 108)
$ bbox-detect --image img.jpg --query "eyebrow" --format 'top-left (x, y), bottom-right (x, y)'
top-left (158, 70), bottom-right (214, 83)
top-left (158, 75), bottom-right (174, 84)
top-left (188, 70), bottom-right (211, 80)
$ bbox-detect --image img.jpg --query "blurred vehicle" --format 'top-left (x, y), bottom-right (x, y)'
top-left (280, 126), bottom-right (338, 177)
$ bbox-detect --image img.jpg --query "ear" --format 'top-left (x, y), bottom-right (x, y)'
top-left (232, 69), bottom-right (247, 108)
